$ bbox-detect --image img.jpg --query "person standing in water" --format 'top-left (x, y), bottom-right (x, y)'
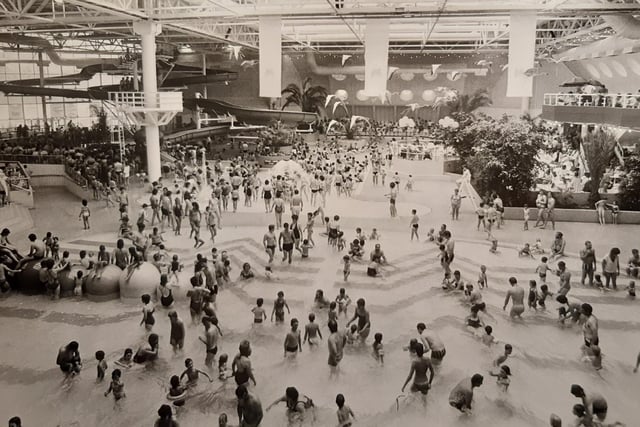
top-left (448, 374), bottom-right (483, 414)
top-left (327, 320), bottom-right (346, 377)
top-left (347, 298), bottom-right (371, 343)
top-left (503, 277), bottom-right (525, 319)
top-left (235, 384), bottom-right (264, 427)
top-left (401, 343), bottom-right (434, 405)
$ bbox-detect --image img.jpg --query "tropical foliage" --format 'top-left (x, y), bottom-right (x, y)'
top-left (581, 130), bottom-right (617, 205)
top-left (258, 124), bottom-right (295, 150)
top-left (465, 116), bottom-right (544, 206)
top-left (620, 152), bottom-right (640, 211)
top-left (434, 89), bottom-right (492, 115)
top-left (281, 77), bottom-right (328, 114)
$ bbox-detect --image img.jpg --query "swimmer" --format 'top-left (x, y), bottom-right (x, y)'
top-left (200, 317), bottom-right (222, 369)
top-left (104, 369), bottom-right (125, 402)
top-left (303, 313), bottom-right (323, 347)
top-left (503, 277), bottom-right (525, 319)
top-left (493, 344), bottom-right (513, 367)
top-left (271, 291), bottom-right (290, 323)
top-left (251, 298), bottom-right (267, 325)
top-left (448, 374), bottom-right (483, 414)
top-left (477, 265), bottom-right (488, 289)
top-left (284, 318), bottom-right (302, 357)
top-left (168, 311), bottom-right (185, 353)
top-left (114, 348), bottom-right (133, 368)
top-left (489, 365), bottom-right (511, 392)
top-left (167, 375), bottom-right (186, 407)
top-left (481, 326), bottom-right (495, 346)
top-left (56, 340), bottom-right (82, 376)
top-left (336, 288), bottom-right (352, 316)
top-left (372, 332), bottom-right (384, 365)
top-left (401, 343), bottom-right (434, 406)
top-left (95, 350), bottom-right (107, 382)
top-left (218, 354), bottom-right (229, 381)
top-left (235, 384), bottom-right (264, 427)
top-left (180, 358), bottom-right (213, 387)
top-left (335, 393), bottom-right (356, 427)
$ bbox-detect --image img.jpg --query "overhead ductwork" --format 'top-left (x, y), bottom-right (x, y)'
top-left (305, 52), bottom-right (487, 77)
top-left (0, 34), bottom-right (121, 68)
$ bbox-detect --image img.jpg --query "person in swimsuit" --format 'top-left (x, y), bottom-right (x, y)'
top-left (401, 343), bottom-right (434, 405)
top-left (140, 294), bottom-right (155, 331)
top-left (168, 310), bottom-right (185, 353)
top-left (449, 374), bottom-right (483, 414)
top-left (187, 277), bottom-right (209, 325)
top-left (200, 316), bottom-right (222, 369)
top-left (347, 298), bottom-right (371, 343)
top-left (271, 291), bottom-right (290, 323)
top-left (157, 275), bottom-right (174, 308)
top-left (273, 192), bottom-right (285, 229)
top-left (167, 375), bottom-right (187, 407)
top-left (235, 384), bottom-right (264, 427)
top-left (56, 341), bottom-right (82, 375)
top-left (133, 333), bottom-right (159, 364)
top-left (503, 277), bottom-right (525, 319)
top-left (266, 387), bottom-right (314, 427)
top-left (279, 223), bottom-right (295, 264)
top-left (262, 179), bottom-right (273, 213)
top-left (385, 182), bottom-right (398, 218)
top-left (263, 225), bottom-right (277, 264)
top-left (232, 340), bottom-right (257, 387)
top-left (104, 369), bottom-right (126, 402)
top-left (284, 318), bottom-right (302, 357)
top-left (571, 384), bottom-right (608, 423)
top-left (154, 404), bottom-right (179, 427)
top-left (180, 357), bottom-right (213, 387)
top-left (189, 202), bottom-right (205, 249)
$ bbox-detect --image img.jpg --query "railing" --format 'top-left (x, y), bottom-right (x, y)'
top-left (108, 91), bottom-right (183, 112)
top-left (544, 93), bottom-right (640, 109)
top-left (0, 154), bottom-right (64, 164)
top-left (64, 163), bottom-right (89, 188)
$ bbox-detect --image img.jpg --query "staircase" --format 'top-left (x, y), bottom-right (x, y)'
top-left (0, 203), bottom-right (34, 235)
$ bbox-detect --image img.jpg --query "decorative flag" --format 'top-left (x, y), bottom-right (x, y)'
top-left (364, 19), bottom-right (390, 96)
top-left (341, 55), bottom-right (352, 66)
top-left (507, 12), bottom-right (537, 97)
top-left (259, 16), bottom-right (282, 98)
top-left (431, 64), bottom-right (441, 74)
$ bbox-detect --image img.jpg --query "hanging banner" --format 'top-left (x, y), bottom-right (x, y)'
top-left (364, 19), bottom-right (390, 98)
top-left (506, 12), bottom-right (537, 98)
top-left (259, 16), bottom-right (282, 98)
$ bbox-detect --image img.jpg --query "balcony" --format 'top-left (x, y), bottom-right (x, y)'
top-left (107, 91), bottom-right (183, 127)
top-left (541, 93), bottom-right (640, 128)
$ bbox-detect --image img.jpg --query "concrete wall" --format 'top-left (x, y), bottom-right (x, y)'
top-left (24, 163), bottom-right (91, 200)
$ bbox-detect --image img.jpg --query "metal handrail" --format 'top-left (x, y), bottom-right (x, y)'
top-left (544, 93), bottom-right (640, 108)
top-left (108, 91), bottom-right (183, 112)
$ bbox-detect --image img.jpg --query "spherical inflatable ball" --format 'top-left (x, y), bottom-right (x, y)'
top-left (119, 262), bottom-right (161, 303)
top-left (58, 266), bottom-right (88, 298)
top-left (14, 259), bottom-right (46, 295)
top-left (85, 265), bottom-right (121, 302)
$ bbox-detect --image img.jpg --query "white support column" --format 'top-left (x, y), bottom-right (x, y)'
top-left (134, 20), bottom-right (162, 182)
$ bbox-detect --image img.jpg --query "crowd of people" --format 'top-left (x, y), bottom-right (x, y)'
top-left (0, 127), bottom-right (636, 427)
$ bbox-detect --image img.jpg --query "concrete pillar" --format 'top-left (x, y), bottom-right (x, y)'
top-left (520, 97), bottom-right (530, 114)
top-left (132, 61), bottom-right (139, 91)
top-left (38, 52), bottom-right (48, 132)
top-left (134, 20), bottom-right (162, 182)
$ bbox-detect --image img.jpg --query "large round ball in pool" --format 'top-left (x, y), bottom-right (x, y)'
top-left (58, 266), bottom-right (88, 297)
top-left (85, 265), bottom-right (121, 302)
top-left (119, 262), bottom-right (160, 303)
top-left (14, 259), bottom-right (46, 295)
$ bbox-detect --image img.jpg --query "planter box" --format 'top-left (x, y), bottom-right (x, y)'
top-left (503, 206), bottom-right (640, 224)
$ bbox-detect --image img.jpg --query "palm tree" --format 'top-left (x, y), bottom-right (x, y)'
top-left (281, 77), bottom-right (328, 114)
top-left (582, 129), bottom-right (617, 205)
top-left (434, 89), bottom-right (492, 115)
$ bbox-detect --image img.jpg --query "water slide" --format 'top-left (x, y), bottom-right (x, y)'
top-left (185, 98), bottom-right (318, 126)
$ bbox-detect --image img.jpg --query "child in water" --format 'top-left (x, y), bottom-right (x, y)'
top-left (626, 281), bottom-right (636, 299)
top-left (369, 228), bottom-right (380, 240)
top-left (114, 348), bottom-right (133, 368)
top-left (489, 238), bottom-right (499, 254)
top-left (180, 358), bottom-right (213, 387)
top-left (96, 350), bottom-right (107, 382)
top-left (519, 243), bottom-right (535, 258)
top-left (489, 365), bottom-right (512, 392)
top-left (104, 369), bottom-right (125, 402)
top-left (372, 333), bottom-right (384, 365)
top-left (527, 280), bottom-right (538, 310)
top-left (481, 326), bottom-right (495, 346)
top-left (336, 393), bottom-right (356, 427)
top-left (218, 354), bottom-right (229, 381)
top-left (477, 265), bottom-right (488, 289)
top-left (342, 255), bottom-right (351, 282)
top-left (168, 375), bottom-right (187, 407)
